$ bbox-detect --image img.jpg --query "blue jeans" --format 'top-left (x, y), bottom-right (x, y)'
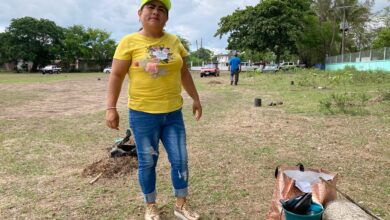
top-left (129, 108), bottom-right (189, 203)
top-left (230, 69), bottom-right (239, 85)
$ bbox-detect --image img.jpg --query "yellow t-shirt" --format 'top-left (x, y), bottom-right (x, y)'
top-left (114, 32), bottom-right (189, 113)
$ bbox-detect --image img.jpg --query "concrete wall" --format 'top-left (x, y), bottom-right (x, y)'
top-left (325, 60), bottom-right (390, 72)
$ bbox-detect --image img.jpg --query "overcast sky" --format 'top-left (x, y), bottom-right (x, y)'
top-left (0, 0), bottom-right (388, 54)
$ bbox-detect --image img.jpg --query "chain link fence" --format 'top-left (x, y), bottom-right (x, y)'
top-left (326, 47), bottom-right (389, 64)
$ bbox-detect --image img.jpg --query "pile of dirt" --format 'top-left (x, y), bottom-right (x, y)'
top-left (207, 80), bottom-right (222, 85)
top-left (82, 156), bottom-right (138, 179)
top-left (369, 95), bottom-right (384, 104)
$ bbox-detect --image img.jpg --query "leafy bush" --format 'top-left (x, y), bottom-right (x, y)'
top-left (320, 92), bottom-right (370, 115)
top-left (381, 90), bottom-right (390, 101)
top-left (297, 69), bottom-right (326, 87)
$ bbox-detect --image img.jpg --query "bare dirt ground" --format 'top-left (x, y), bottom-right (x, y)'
top-left (0, 77), bottom-right (125, 119)
top-left (0, 73), bottom-right (389, 219)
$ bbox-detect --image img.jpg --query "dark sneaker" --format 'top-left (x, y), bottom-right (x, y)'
top-left (174, 202), bottom-right (200, 220)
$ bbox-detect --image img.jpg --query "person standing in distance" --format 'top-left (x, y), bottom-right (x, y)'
top-left (228, 53), bottom-right (241, 85)
top-left (105, 1), bottom-right (202, 219)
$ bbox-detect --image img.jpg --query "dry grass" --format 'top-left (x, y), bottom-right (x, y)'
top-left (0, 71), bottom-right (389, 219)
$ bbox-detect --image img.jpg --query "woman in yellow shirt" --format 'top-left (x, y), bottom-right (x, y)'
top-left (105, 0), bottom-right (202, 219)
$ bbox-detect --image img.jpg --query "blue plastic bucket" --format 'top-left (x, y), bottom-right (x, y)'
top-left (283, 202), bottom-right (324, 220)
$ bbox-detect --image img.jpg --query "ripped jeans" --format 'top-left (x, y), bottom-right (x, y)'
top-left (129, 108), bottom-right (189, 203)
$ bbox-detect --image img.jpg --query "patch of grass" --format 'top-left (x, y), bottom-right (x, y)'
top-left (0, 91), bottom-right (40, 107)
top-left (320, 92), bottom-right (370, 115)
top-left (0, 72), bottom-right (106, 84)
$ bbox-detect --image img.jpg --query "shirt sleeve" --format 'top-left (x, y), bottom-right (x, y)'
top-left (113, 35), bottom-right (133, 60)
top-left (177, 37), bottom-right (189, 57)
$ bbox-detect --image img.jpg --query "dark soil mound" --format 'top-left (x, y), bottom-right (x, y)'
top-left (369, 95), bottom-right (384, 104)
top-left (82, 156), bottom-right (138, 179)
top-left (207, 80), bottom-right (222, 85)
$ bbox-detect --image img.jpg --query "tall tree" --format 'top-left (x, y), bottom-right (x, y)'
top-left (191, 47), bottom-right (213, 61)
top-left (239, 49), bottom-right (275, 63)
top-left (296, 16), bottom-right (334, 65)
top-left (215, 0), bottom-right (312, 63)
top-left (0, 32), bottom-right (13, 65)
top-left (177, 35), bottom-right (191, 52)
top-left (84, 28), bottom-right (116, 70)
top-left (372, 27), bottom-right (390, 48)
top-left (4, 17), bottom-right (64, 71)
top-left (312, 0), bottom-right (372, 53)
top-left (62, 25), bottom-right (90, 69)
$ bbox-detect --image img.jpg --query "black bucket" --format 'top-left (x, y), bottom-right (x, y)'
top-left (254, 98), bottom-right (262, 107)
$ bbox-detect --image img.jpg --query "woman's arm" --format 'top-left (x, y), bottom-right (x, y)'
top-left (106, 59), bottom-right (131, 129)
top-left (181, 59), bottom-right (202, 121)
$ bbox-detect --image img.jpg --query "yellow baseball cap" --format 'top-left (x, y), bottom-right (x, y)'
top-left (140, 0), bottom-right (171, 11)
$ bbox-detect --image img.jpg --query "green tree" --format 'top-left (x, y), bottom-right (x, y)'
top-left (239, 49), bottom-right (275, 63)
top-left (372, 27), bottom-right (390, 48)
top-left (62, 25), bottom-right (90, 69)
top-left (312, 0), bottom-right (372, 53)
top-left (0, 32), bottom-right (13, 64)
top-left (177, 35), bottom-right (191, 52)
top-left (342, 0), bottom-right (372, 51)
top-left (84, 28), bottom-right (116, 70)
top-left (3, 17), bottom-right (64, 71)
top-left (62, 26), bottom-right (116, 71)
top-left (296, 16), bottom-right (334, 65)
top-left (190, 47), bottom-right (213, 62)
top-left (215, 0), bottom-right (312, 63)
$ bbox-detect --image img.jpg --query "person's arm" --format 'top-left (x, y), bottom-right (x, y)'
top-left (181, 59), bottom-right (202, 121)
top-left (106, 59), bottom-right (131, 129)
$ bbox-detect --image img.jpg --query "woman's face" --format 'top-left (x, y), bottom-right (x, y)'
top-left (138, 1), bottom-right (168, 30)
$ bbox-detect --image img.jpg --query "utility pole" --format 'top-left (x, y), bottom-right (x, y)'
top-left (335, 3), bottom-right (353, 62)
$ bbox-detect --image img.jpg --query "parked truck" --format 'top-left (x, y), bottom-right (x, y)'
top-left (41, 65), bottom-right (62, 74)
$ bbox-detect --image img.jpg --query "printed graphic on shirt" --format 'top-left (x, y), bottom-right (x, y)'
top-left (138, 45), bottom-right (173, 78)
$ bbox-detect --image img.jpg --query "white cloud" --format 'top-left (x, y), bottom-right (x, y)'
top-left (0, 0), bottom-right (388, 54)
top-left (372, 0), bottom-right (390, 12)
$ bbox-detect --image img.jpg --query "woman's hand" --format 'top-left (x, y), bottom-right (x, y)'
top-left (106, 109), bottom-right (120, 130)
top-left (105, 59), bottom-right (130, 130)
top-left (193, 100), bottom-right (202, 121)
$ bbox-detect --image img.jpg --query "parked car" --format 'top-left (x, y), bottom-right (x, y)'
top-left (241, 62), bottom-right (260, 71)
top-left (41, 65), bottom-right (61, 74)
top-left (260, 64), bottom-right (279, 73)
top-left (200, 63), bottom-right (220, 77)
top-left (103, 67), bottom-right (112, 74)
top-left (278, 62), bottom-right (297, 71)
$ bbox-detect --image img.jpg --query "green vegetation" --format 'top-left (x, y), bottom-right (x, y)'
top-left (0, 17), bottom-right (116, 72)
top-left (215, 0), bottom-right (377, 65)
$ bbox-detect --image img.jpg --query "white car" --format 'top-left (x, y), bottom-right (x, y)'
top-left (41, 65), bottom-right (61, 74)
top-left (278, 62), bottom-right (297, 71)
top-left (103, 67), bottom-right (112, 74)
top-left (260, 64), bottom-right (279, 73)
